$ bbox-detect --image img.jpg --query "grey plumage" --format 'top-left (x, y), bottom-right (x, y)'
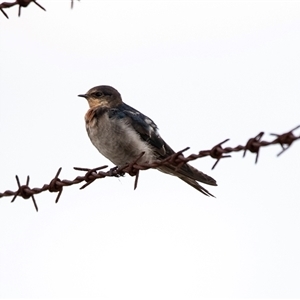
top-left (79, 85), bottom-right (217, 197)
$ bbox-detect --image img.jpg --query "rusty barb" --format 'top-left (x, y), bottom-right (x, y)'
top-left (0, 0), bottom-right (79, 18)
top-left (0, 125), bottom-right (299, 211)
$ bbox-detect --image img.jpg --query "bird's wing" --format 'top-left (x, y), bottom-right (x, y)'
top-left (108, 103), bottom-right (173, 157)
top-left (108, 103), bottom-right (217, 187)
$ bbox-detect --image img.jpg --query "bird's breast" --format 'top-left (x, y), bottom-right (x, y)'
top-left (85, 109), bottom-right (154, 166)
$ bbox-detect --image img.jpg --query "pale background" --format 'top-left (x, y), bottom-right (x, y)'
top-left (0, 1), bottom-right (300, 299)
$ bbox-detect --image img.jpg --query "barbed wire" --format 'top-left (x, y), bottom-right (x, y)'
top-left (0, 125), bottom-right (299, 211)
top-left (0, 0), bottom-right (79, 19)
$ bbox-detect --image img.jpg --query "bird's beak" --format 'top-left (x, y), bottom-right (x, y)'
top-left (78, 94), bottom-right (87, 99)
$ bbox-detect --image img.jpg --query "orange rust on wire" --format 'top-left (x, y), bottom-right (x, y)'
top-left (0, 125), bottom-right (299, 211)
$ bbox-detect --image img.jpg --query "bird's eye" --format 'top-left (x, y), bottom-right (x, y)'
top-left (94, 92), bottom-right (103, 97)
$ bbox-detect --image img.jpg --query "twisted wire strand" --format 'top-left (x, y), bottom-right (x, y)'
top-left (1, 125), bottom-right (299, 211)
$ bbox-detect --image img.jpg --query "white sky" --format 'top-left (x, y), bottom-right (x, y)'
top-left (0, 1), bottom-right (300, 299)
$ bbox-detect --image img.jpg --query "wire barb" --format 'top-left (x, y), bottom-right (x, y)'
top-left (270, 125), bottom-right (300, 156)
top-left (48, 167), bottom-right (63, 203)
top-left (1, 125), bottom-right (299, 211)
top-left (11, 175), bottom-right (38, 211)
top-left (243, 132), bottom-right (264, 164)
top-left (0, 0), bottom-right (76, 18)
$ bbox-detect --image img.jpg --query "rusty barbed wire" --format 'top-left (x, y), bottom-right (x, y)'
top-left (0, 125), bottom-right (299, 211)
top-left (0, 0), bottom-right (78, 18)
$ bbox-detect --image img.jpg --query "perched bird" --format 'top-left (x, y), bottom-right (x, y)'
top-left (78, 85), bottom-right (217, 196)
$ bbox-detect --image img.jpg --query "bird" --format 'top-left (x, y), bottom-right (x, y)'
top-left (78, 85), bottom-right (217, 196)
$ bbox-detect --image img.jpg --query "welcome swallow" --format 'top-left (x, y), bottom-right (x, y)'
top-left (78, 85), bottom-right (217, 196)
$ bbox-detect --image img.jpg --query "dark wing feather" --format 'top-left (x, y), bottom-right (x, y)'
top-left (109, 103), bottom-right (217, 188)
top-left (109, 103), bottom-right (170, 156)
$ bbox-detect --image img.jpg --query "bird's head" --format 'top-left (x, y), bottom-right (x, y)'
top-left (78, 85), bottom-right (122, 108)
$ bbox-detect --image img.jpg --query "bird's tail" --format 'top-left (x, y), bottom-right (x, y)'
top-left (158, 162), bottom-right (217, 197)
top-left (184, 164), bottom-right (217, 186)
top-left (178, 175), bottom-right (215, 197)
